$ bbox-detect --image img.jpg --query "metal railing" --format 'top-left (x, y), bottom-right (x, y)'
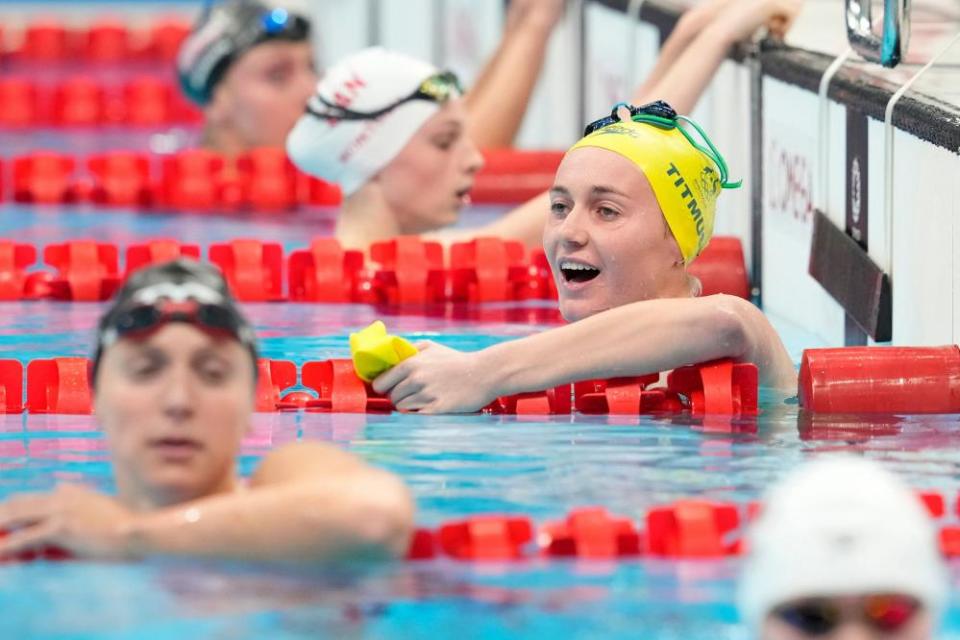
top-left (845, 0), bottom-right (912, 67)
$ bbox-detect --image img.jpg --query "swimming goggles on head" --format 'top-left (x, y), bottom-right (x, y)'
top-left (583, 100), bottom-right (742, 190)
top-left (305, 70), bottom-right (462, 121)
top-left (772, 594), bottom-right (921, 636)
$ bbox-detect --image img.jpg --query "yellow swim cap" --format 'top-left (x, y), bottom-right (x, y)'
top-left (569, 107), bottom-right (738, 264)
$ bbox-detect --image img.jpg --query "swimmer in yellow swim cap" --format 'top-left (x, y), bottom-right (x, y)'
top-left (372, 102), bottom-right (796, 413)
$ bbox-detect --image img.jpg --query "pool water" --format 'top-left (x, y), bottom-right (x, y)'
top-left (2, 206), bottom-right (960, 639)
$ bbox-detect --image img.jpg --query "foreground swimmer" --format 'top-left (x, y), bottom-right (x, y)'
top-left (369, 103), bottom-right (796, 413)
top-left (287, 0), bottom-right (803, 251)
top-left (739, 457), bottom-right (947, 639)
top-left (180, 0), bottom-right (563, 156)
top-left (0, 260), bottom-right (413, 562)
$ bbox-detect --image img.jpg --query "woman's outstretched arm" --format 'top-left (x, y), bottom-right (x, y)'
top-left (0, 442), bottom-right (414, 564)
top-left (373, 294), bottom-right (796, 413)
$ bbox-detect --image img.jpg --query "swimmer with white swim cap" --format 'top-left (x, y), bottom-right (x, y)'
top-left (0, 259), bottom-right (413, 563)
top-left (740, 457), bottom-right (947, 640)
top-left (370, 103), bottom-right (796, 412)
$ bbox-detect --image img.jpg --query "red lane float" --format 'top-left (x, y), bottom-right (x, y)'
top-left (43, 241), bottom-right (121, 301)
top-left (485, 384), bottom-right (574, 415)
top-left (26, 358), bottom-right (92, 414)
top-left (83, 20), bottom-right (130, 63)
top-left (301, 359), bottom-right (392, 413)
top-left (20, 20), bottom-right (73, 61)
top-left (668, 360), bottom-right (759, 416)
top-left (125, 240), bottom-right (201, 277)
top-left (13, 153), bottom-right (77, 204)
top-left (799, 346), bottom-right (960, 414)
top-left (0, 80), bottom-right (40, 128)
top-left (123, 77), bottom-right (174, 126)
top-left (255, 359), bottom-right (297, 412)
top-left (288, 238), bottom-right (365, 303)
top-left (540, 507), bottom-right (642, 559)
top-left (437, 515), bottom-right (533, 560)
top-left (238, 148), bottom-right (299, 211)
top-left (646, 500), bottom-right (741, 557)
top-left (88, 152), bottom-right (153, 206)
top-left (688, 237), bottom-right (751, 299)
top-left (208, 240), bottom-right (284, 302)
top-left (160, 150), bottom-right (225, 210)
top-left (52, 77), bottom-right (106, 127)
top-left (0, 242), bottom-right (37, 300)
top-left (471, 150), bottom-right (564, 204)
top-left (370, 237), bottom-right (446, 305)
top-left (0, 360), bottom-right (24, 414)
top-left (449, 237), bottom-right (527, 303)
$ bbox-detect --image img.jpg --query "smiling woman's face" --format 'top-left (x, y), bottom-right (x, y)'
top-left (544, 146), bottom-right (687, 322)
top-left (94, 323), bottom-right (254, 509)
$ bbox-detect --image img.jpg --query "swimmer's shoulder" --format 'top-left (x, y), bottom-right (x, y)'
top-left (250, 441), bottom-right (368, 487)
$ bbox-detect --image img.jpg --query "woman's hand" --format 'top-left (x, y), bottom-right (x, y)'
top-left (371, 342), bottom-right (500, 414)
top-left (0, 484), bottom-right (136, 561)
top-left (708, 0), bottom-right (804, 43)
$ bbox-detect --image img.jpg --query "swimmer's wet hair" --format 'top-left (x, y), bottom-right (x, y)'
top-left (91, 259), bottom-right (259, 386)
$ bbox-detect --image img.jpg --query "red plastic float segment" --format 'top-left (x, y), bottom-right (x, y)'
top-left (437, 515), bottom-right (533, 560)
top-left (0, 79), bottom-right (40, 128)
top-left (487, 384), bottom-right (573, 415)
top-left (160, 150), bottom-right (226, 210)
top-left (20, 20), bottom-right (75, 61)
top-left (0, 241), bottom-right (37, 300)
top-left (574, 375), bottom-right (660, 414)
top-left (255, 359), bottom-right (297, 412)
top-left (470, 150), bottom-right (563, 204)
top-left (122, 78), bottom-right (174, 126)
top-left (143, 18), bottom-right (191, 61)
top-left (297, 174), bottom-right (342, 206)
top-left (646, 500), bottom-right (741, 557)
top-left (406, 528), bottom-right (437, 560)
top-left (370, 237), bottom-right (446, 305)
top-left (301, 359), bottom-right (392, 413)
top-left (26, 358), bottom-right (92, 414)
top-left (51, 77), bottom-right (106, 127)
top-left (238, 148), bottom-right (299, 211)
top-left (540, 507), bottom-right (642, 559)
top-left (449, 237), bottom-right (527, 303)
top-left (667, 360), bottom-right (759, 416)
top-left (125, 239), bottom-right (201, 277)
top-left (288, 238), bottom-right (365, 303)
top-left (43, 241), bottom-right (120, 302)
top-left (917, 491), bottom-right (945, 518)
top-left (83, 20), bottom-right (130, 62)
top-left (0, 528), bottom-right (73, 562)
top-left (799, 346), bottom-right (960, 415)
top-left (88, 152), bottom-right (153, 206)
top-left (0, 360), bottom-right (24, 414)
top-left (208, 240), bottom-right (284, 302)
top-left (688, 236), bottom-right (751, 299)
top-left (13, 153), bottom-right (77, 204)
top-left (525, 248), bottom-right (557, 301)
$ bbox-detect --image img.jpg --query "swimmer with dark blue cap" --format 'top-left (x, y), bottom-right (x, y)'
top-left (177, 0), bottom-right (318, 155)
top-left (0, 257), bottom-right (414, 564)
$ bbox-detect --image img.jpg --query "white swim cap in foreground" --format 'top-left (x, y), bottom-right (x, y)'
top-left (737, 456), bottom-right (948, 631)
top-left (287, 47), bottom-right (459, 196)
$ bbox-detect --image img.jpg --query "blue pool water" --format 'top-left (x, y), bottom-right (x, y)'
top-left (2, 206), bottom-right (960, 639)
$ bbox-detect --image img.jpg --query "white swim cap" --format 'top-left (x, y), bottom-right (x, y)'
top-left (286, 47), bottom-right (460, 196)
top-left (737, 456), bottom-right (948, 632)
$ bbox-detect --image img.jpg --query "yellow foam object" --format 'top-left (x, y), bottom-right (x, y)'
top-left (569, 119), bottom-right (722, 264)
top-left (349, 321), bottom-right (419, 382)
